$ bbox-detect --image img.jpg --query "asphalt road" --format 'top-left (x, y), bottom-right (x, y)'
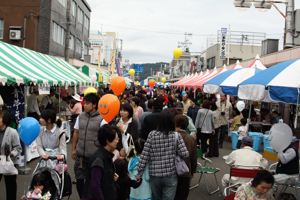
top-left (0, 139), bottom-right (295, 200)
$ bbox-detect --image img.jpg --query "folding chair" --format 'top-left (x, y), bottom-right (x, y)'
top-left (227, 164), bottom-right (262, 193)
top-left (262, 147), bottom-right (279, 170)
top-left (189, 149), bottom-right (220, 194)
top-left (279, 176), bottom-right (300, 199)
top-left (224, 183), bottom-right (241, 200)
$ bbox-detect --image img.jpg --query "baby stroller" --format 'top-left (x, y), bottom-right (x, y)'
top-left (24, 156), bottom-right (72, 200)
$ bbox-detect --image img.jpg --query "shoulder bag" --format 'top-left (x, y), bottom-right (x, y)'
top-left (174, 132), bottom-right (189, 175)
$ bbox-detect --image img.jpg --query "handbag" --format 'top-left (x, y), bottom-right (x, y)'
top-left (127, 135), bottom-right (134, 155)
top-left (0, 155), bottom-right (18, 175)
top-left (174, 132), bottom-right (189, 175)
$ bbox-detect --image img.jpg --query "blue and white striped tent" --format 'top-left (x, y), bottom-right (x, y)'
top-left (203, 68), bottom-right (262, 96)
top-left (238, 59), bottom-right (300, 104)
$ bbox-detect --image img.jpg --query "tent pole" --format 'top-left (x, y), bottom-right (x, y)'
top-left (59, 86), bottom-right (61, 117)
top-left (19, 85), bottom-right (31, 175)
top-left (248, 101), bottom-right (252, 119)
top-left (295, 88), bottom-right (299, 129)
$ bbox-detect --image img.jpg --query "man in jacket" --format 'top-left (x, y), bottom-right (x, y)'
top-left (181, 94), bottom-right (191, 115)
top-left (176, 103), bottom-right (197, 137)
top-left (72, 93), bottom-right (106, 199)
top-left (141, 99), bottom-right (163, 140)
top-left (216, 95), bottom-right (232, 148)
top-left (222, 137), bottom-right (268, 187)
top-left (187, 98), bottom-right (200, 125)
top-left (274, 142), bottom-right (299, 185)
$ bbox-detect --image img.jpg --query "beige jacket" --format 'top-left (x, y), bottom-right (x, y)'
top-left (216, 101), bottom-right (232, 126)
top-left (212, 110), bottom-right (221, 129)
top-left (182, 100), bottom-right (191, 115)
top-left (225, 146), bottom-right (268, 185)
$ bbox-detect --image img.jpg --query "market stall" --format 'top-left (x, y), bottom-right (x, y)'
top-left (0, 41), bottom-right (96, 163)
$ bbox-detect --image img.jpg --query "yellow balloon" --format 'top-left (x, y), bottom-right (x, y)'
top-left (173, 48), bottom-right (182, 59)
top-left (161, 77), bottom-right (166, 83)
top-left (129, 69), bottom-right (135, 76)
top-left (84, 87), bottom-right (97, 96)
top-left (142, 86), bottom-right (145, 88)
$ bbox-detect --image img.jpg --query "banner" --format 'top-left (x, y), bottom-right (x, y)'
top-left (133, 64), bottom-right (144, 73)
top-left (107, 51), bottom-right (116, 84)
top-left (0, 85), bottom-right (25, 123)
top-left (98, 43), bottom-right (103, 85)
top-left (220, 28), bottom-right (227, 60)
top-left (115, 58), bottom-right (121, 76)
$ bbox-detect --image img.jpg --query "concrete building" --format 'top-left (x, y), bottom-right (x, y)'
top-left (203, 30), bottom-right (266, 70)
top-left (89, 32), bottom-right (116, 65)
top-left (0, 0), bottom-right (91, 62)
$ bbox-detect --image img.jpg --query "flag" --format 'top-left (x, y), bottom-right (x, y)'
top-left (115, 58), bottom-right (121, 76)
top-left (98, 43), bottom-right (103, 85)
top-left (107, 52), bottom-right (116, 84)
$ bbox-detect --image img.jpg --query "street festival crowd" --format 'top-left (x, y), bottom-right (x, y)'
top-left (0, 85), bottom-right (299, 200)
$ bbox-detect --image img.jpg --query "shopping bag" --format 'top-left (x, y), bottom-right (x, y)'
top-left (0, 155), bottom-right (18, 175)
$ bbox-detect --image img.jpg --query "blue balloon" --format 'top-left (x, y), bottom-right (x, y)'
top-left (160, 86), bottom-right (163, 88)
top-left (182, 91), bottom-right (187, 96)
top-left (18, 117), bottom-right (40, 146)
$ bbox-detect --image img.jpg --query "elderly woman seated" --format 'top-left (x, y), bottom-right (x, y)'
top-left (235, 170), bottom-right (275, 200)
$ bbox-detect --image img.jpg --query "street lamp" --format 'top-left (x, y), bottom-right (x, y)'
top-left (233, 0), bottom-right (295, 48)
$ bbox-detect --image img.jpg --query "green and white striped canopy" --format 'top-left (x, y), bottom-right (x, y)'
top-left (80, 65), bottom-right (133, 87)
top-left (0, 41), bottom-right (97, 86)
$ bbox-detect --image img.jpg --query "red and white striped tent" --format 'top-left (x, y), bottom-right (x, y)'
top-left (231, 60), bottom-right (243, 69)
top-left (247, 54), bottom-right (266, 70)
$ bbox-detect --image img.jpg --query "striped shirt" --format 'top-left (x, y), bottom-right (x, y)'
top-left (137, 130), bottom-right (189, 177)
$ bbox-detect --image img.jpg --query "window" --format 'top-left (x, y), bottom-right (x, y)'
top-left (71, 0), bottom-right (76, 17)
top-left (207, 57), bottom-right (215, 70)
top-left (57, 0), bottom-right (67, 7)
top-left (70, 35), bottom-right (74, 51)
top-left (0, 19), bottom-right (3, 39)
top-left (52, 22), bottom-right (65, 46)
top-left (84, 44), bottom-right (88, 55)
top-left (76, 38), bottom-right (82, 54)
top-left (84, 15), bottom-right (89, 30)
top-left (77, 7), bottom-right (83, 24)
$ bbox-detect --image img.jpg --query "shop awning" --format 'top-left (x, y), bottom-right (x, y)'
top-left (0, 41), bottom-right (97, 86)
top-left (80, 65), bottom-right (133, 87)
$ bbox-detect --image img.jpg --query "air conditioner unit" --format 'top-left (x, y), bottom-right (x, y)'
top-left (9, 30), bottom-right (22, 40)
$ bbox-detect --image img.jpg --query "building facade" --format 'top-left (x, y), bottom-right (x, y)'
top-left (0, 0), bottom-right (91, 61)
top-left (89, 32), bottom-right (116, 65)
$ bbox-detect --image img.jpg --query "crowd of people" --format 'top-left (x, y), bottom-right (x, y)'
top-left (0, 85), bottom-right (298, 200)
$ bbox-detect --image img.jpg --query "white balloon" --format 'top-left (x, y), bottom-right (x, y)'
top-left (236, 101), bottom-right (245, 112)
top-left (269, 123), bottom-right (293, 152)
top-left (91, 74), bottom-right (97, 83)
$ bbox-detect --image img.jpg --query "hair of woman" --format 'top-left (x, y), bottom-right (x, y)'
top-left (157, 110), bottom-right (175, 135)
top-left (41, 109), bottom-right (62, 128)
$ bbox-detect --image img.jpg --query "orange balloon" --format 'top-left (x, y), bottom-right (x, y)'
top-left (111, 77), bottom-right (126, 96)
top-left (149, 79), bottom-right (155, 88)
top-left (98, 94), bottom-right (120, 122)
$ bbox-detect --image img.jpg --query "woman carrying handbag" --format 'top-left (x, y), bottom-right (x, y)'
top-left (0, 110), bottom-right (22, 200)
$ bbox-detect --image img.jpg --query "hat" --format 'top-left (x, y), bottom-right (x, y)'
top-left (242, 136), bottom-right (253, 146)
top-left (176, 103), bottom-right (183, 110)
top-left (72, 94), bottom-right (82, 102)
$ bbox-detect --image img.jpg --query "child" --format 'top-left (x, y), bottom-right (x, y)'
top-left (128, 138), bottom-right (152, 200)
top-left (22, 173), bottom-right (51, 200)
top-left (114, 158), bottom-right (142, 200)
top-left (157, 88), bottom-right (168, 105)
top-left (236, 118), bottom-right (248, 149)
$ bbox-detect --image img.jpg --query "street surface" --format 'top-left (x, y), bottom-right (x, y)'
top-left (1, 139), bottom-right (293, 200)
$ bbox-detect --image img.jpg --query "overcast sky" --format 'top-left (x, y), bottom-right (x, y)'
top-left (88, 0), bottom-right (298, 63)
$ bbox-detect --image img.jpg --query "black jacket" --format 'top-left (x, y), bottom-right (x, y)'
top-left (116, 176), bottom-right (142, 200)
top-left (276, 143), bottom-right (299, 175)
top-left (115, 118), bottom-right (139, 151)
top-left (187, 105), bottom-right (200, 124)
top-left (83, 147), bottom-right (116, 200)
top-left (141, 110), bottom-right (161, 140)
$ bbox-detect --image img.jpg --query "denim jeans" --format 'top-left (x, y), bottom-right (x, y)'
top-left (150, 174), bottom-right (178, 200)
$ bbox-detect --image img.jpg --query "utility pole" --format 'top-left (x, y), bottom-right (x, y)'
top-left (65, 0), bottom-right (71, 62)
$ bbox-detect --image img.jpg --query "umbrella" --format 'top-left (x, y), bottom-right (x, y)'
top-left (203, 68), bottom-right (262, 96)
top-left (238, 59), bottom-right (300, 104)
